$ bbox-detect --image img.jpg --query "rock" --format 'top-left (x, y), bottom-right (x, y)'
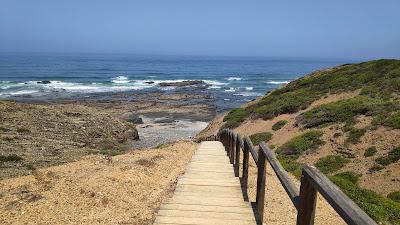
top-left (159, 80), bottom-right (206, 87)
top-left (37, 81), bottom-right (51, 84)
top-left (145, 81), bottom-right (155, 84)
top-left (120, 114), bottom-right (143, 124)
top-left (125, 129), bottom-right (140, 140)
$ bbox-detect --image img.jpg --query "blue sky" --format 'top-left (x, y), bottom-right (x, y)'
top-left (0, 0), bottom-right (399, 59)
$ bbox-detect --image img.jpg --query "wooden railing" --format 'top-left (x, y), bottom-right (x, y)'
top-left (217, 128), bottom-right (377, 225)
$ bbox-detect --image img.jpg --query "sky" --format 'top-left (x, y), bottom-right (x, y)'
top-left (0, 0), bottom-right (399, 59)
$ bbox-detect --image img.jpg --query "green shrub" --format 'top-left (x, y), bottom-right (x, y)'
top-left (364, 146), bottom-right (377, 157)
top-left (333, 132), bottom-right (342, 138)
top-left (222, 108), bottom-right (246, 128)
top-left (369, 164), bottom-right (384, 173)
top-left (276, 130), bottom-right (324, 157)
top-left (346, 128), bottom-right (367, 144)
top-left (384, 112), bottom-right (400, 129)
top-left (272, 120), bottom-right (288, 131)
top-left (375, 147), bottom-right (400, 166)
top-left (0, 154), bottom-right (23, 162)
top-left (387, 191), bottom-right (400, 203)
top-left (276, 154), bottom-right (303, 179)
top-left (249, 132), bottom-right (273, 146)
top-left (334, 171), bottom-right (360, 184)
top-left (315, 155), bottom-right (349, 174)
top-left (0, 127), bottom-right (10, 132)
top-left (16, 128), bottom-right (30, 133)
top-left (330, 175), bottom-right (400, 224)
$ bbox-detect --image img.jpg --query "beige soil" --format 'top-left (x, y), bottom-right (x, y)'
top-left (0, 140), bottom-right (196, 225)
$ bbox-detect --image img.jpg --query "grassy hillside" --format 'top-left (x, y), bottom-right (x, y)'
top-left (224, 59), bottom-right (400, 128)
top-left (220, 59), bottom-right (400, 224)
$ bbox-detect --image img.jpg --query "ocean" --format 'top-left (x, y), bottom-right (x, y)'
top-left (0, 53), bottom-right (349, 111)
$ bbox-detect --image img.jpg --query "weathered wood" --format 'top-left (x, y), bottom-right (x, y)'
top-left (256, 146), bottom-right (267, 224)
top-left (235, 133), bottom-right (241, 177)
top-left (301, 166), bottom-right (377, 225)
top-left (242, 139), bottom-right (250, 192)
top-left (244, 137), bottom-right (258, 164)
top-left (260, 142), bottom-right (300, 209)
top-left (230, 131), bottom-right (235, 164)
top-left (296, 169), bottom-right (317, 225)
top-left (156, 140), bottom-right (257, 225)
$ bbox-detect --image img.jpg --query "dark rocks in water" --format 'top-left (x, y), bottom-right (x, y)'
top-left (154, 118), bottom-right (177, 123)
top-left (144, 81), bottom-right (155, 84)
top-left (120, 114), bottom-right (144, 124)
top-left (159, 80), bottom-right (206, 87)
top-left (37, 81), bottom-right (51, 84)
top-left (125, 129), bottom-right (140, 140)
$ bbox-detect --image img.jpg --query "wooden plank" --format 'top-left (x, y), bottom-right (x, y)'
top-left (175, 185), bottom-right (243, 193)
top-left (166, 197), bottom-right (251, 207)
top-left (154, 215), bottom-right (255, 225)
top-left (157, 209), bottom-right (256, 220)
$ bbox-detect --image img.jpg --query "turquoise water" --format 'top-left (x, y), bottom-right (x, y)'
top-left (0, 53), bottom-right (350, 110)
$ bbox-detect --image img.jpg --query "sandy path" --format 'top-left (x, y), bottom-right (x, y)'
top-left (0, 141), bottom-right (196, 225)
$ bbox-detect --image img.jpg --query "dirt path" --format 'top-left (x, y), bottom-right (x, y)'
top-left (0, 141), bottom-right (196, 225)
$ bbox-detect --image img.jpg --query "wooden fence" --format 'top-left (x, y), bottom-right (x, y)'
top-left (216, 129), bottom-right (377, 225)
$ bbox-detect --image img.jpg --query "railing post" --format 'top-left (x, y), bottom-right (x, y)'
top-left (256, 147), bottom-right (267, 224)
top-left (242, 140), bottom-right (249, 194)
top-left (296, 169), bottom-right (317, 225)
top-left (235, 134), bottom-right (241, 177)
top-left (227, 131), bottom-right (230, 156)
top-left (230, 132), bottom-right (235, 164)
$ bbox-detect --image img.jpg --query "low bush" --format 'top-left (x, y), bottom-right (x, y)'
top-left (369, 164), bottom-right (384, 173)
top-left (0, 154), bottom-right (23, 162)
top-left (364, 146), bottom-right (377, 157)
top-left (375, 147), bottom-right (400, 166)
top-left (276, 154), bottom-right (303, 179)
top-left (249, 132), bottom-right (273, 146)
top-left (330, 175), bottom-right (400, 224)
top-left (276, 130), bottom-right (324, 157)
top-left (387, 191), bottom-right (400, 203)
top-left (346, 128), bottom-right (367, 144)
top-left (315, 155), bottom-right (349, 174)
top-left (272, 120), bottom-right (288, 131)
top-left (333, 132), bottom-right (342, 138)
top-left (384, 112), bottom-right (400, 129)
top-left (222, 108), bottom-right (246, 128)
top-left (334, 171), bottom-right (360, 184)
top-left (0, 127), bottom-right (10, 132)
top-left (16, 128), bottom-right (30, 133)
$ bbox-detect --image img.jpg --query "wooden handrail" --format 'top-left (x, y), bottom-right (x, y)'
top-left (215, 128), bottom-right (377, 225)
top-left (260, 142), bottom-right (300, 210)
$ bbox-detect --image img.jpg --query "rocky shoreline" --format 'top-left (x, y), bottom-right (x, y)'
top-left (0, 89), bottom-right (216, 179)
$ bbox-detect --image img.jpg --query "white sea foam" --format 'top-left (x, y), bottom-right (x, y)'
top-left (233, 92), bottom-right (262, 97)
top-left (112, 76), bottom-right (130, 84)
top-left (227, 77), bottom-right (242, 81)
top-left (245, 87), bottom-right (253, 90)
top-left (266, 80), bottom-right (290, 84)
top-left (224, 87), bottom-right (236, 92)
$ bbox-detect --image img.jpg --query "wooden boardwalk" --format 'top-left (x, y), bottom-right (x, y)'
top-left (154, 141), bottom-right (257, 225)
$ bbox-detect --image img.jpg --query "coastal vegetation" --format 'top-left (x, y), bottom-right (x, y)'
top-left (276, 130), bottom-right (324, 157)
top-left (249, 132), bottom-right (273, 146)
top-left (223, 59), bottom-right (400, 128)
top-left (364, 146), bottom-right (377, 157)
top-left (272, 120), bottom-right (288, 131)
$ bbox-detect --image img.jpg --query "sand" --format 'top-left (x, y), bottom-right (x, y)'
top-left (0, 141), bottom-right (196, 225)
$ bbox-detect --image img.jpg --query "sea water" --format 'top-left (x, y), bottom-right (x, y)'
top-left (0, 53), bottom-right (350, 111)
